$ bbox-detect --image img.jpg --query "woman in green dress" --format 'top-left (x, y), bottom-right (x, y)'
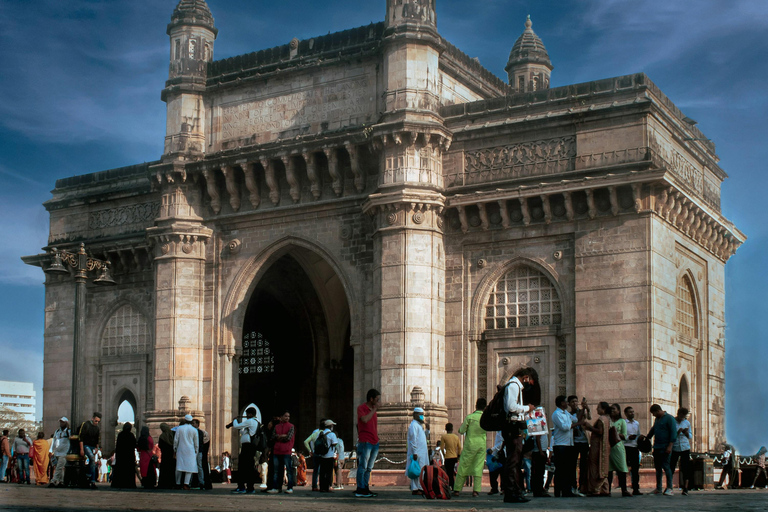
top-left (609, 403), bottom-right (631, 497)
top-left (453, 398), bottom-right (488, 497)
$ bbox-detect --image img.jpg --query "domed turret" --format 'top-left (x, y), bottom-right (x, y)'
top-left (168, 0), bottom-right (217, 34)
top-left (162, 0), bottom-right (218, 160)
top-left (167, 0), bottom-right (218, 81)
top-left (505, 16), bottom-right (553, 93)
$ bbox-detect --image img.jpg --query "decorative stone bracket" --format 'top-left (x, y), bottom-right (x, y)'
top-left (147, 224), bottom-right (213, 260)
top-left (363, 190), bottom-right (446, 232)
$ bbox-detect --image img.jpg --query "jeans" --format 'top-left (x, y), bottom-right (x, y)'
top-left (522, 457), bottom-right (532, 492)
top-left (1, 454), bottom-right (8, 481)
top-left (670, 450), bottom-right (691, 491)
top-left (625, 446), bottom-right (641, 492)
top-left (530, 451), bottom-right (546, 495)
top-left (501, 431), bottom-right (524, 498)
top-left (553, 445), bottom-right (576, 496)
top-left (237, 443), bottom-right (256, 491)
top-left (17, 454), bottom-right (30, 483)
top-left (272, 454), bottom-right (293, 490)
top-left (83, 445), bottom-right (97, 483)
top-left (196, 452), bottom-right (205, 487)
top-left (652, 449), bottom-right (673, 490)
top-left (311, 455), bottom-right (320, 489)
top-left (356, 442), bottom-right (379, 491)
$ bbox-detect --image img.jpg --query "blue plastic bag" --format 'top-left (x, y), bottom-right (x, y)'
top-left (406, 458), bottom-right (421, 479)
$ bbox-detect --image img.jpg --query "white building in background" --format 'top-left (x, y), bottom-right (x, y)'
top-left (0, 381), bottom-right (37, 423)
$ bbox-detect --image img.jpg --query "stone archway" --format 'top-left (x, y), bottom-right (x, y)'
top-left (219, 240), bottom-right (354, 457)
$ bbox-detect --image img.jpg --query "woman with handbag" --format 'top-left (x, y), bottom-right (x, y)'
top-left (608, 404), bottom-right (630, 497)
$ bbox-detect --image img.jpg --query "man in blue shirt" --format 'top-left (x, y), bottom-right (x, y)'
top-left (551, 395), bottom-right (578, 497)
top-left (640, 404), bottom-right (678, 495)
top-left (670, 408), bottom-right (693, 495)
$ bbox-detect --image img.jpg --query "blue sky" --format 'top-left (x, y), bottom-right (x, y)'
top-left (1, 1), bottom-right (765, 453)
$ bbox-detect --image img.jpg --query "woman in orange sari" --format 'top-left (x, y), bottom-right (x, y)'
top-left (31, 432), bottom-right (50, 485)
top-left (296, 451), bottom-right (307, 486)
top-left (582, 402), bottom-right (611, 497)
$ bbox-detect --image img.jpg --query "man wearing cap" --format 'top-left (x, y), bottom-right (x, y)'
top-left (173, 415), bottom-right (199, 490)
top-left (406, 407), bottom-right (428, 495)
top-left (49, 418), bottom-right (71, 487)
top-left (227, 406), bottom-right (260, 494)
top-left (317, 419), bottom-right (338, 492)
top-left (78, 412), bottom-right (102, 489)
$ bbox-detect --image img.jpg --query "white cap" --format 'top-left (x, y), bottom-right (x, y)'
top-left (184, 414), bottom-right (194, 422)
top-left (413, 407), bottom-right (425, 413)
top-left (323, 419), bottom-right (336, 427)
top-left (60, 417), bottom-right (69, 422)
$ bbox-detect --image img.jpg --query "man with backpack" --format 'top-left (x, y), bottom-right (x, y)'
top-left (303, 419), bottom-right (326, 492)
top-left (315, 419), bottom-right (338, 492)
top-left (501, 368), bottom-right (538, 503)
top-left (226, 406), bottom-right (260, 494)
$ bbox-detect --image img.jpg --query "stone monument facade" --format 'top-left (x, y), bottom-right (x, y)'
top-left (25, 0), bottom-right (743, 459)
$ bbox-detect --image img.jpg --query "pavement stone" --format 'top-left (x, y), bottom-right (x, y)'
top-left (1, 483), bottom-right (768, 512)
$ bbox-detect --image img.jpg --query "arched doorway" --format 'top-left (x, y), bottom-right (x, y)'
top-left (237, 251), bottom-right (353, 448)
top-left (115, 390), bottom-right (138, 446)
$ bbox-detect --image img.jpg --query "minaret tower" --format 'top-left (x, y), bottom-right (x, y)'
top-left (505, 15), bottom-right (553, 93)
top-left (364, 0), bottom-right (450, 458)
top-left (162, 0), bottom-right (218, 162)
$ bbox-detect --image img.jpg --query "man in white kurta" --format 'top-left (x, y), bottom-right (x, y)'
top-left (173, 414), bottom-right (199, 489)
top-left (406, 407), bottom-right (429, 493)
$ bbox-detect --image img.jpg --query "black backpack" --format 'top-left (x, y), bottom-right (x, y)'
top-left (480, 381), bottom-right (513, 432)
top-left (251, 423), bottom-right (268, 452)
top-left (313, 431), bottom-right (331, 456)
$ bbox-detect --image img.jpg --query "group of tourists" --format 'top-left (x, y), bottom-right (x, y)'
top-left (2, 370), bottom-right (767, 499)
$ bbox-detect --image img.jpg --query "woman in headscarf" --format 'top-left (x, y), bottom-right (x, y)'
top-left (157, 423), bottom-right (176, 489)
top-left (582, 402), bottom-right (611, 497)
top-left (111, 423), bottom-right (137, 488)
top-left (31, 432), bottom-right (50, 485)
top-left (452, 398), bottom-right (488, 497)
top-left (137, 426), bottom-right (156, 489)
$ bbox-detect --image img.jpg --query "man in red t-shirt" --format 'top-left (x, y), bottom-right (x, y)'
top-left (267, 411), bottom-right (295, 494)
top-left (355, 389), bottom-right (380, 497)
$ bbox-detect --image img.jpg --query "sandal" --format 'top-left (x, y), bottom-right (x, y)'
top-left (472, 491), bottom-right (479, 497)
top-left (452, 491), bottom-right (460, 496)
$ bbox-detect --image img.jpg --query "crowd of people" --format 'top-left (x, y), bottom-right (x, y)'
top-left (2, 373), bottom-right (766, 499)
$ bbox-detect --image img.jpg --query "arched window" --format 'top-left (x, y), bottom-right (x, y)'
top-left (101, 304), bottom-right (150, 357)
top-left (484, 265), bottom-right (561, 329)
top-left (676, 275), bottom-right (698, 338)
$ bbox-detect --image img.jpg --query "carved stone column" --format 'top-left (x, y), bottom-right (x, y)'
top-left (362, 189), bottom-right (448, 461)
top-left (146, 178), bottom-right (212, 432)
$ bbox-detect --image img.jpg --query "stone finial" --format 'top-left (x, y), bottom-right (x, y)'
top-left (178, 395), bottom-right (191, 411)
top-left (410, 386), bottom-right (425, 405)
top-left (525, 14), bottom-right (532, 30)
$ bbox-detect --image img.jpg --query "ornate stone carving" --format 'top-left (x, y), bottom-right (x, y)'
top-left (304, 151), bottom-right (321, 200)
top-left (89, 203), bottom-right (161, 230)
top-left (228, 239), bottom-right (242, 254)
top-left (202, 170), bottom-right (221, 214)
top-left (346, 143), bottom-right (365, 193)
top-left (221, 165), bottom-right (241, 212)
top-left (282, 156), bottom-right (300, 203)
top-left (412, 211), bottom-right (424, 224)
top-left (462, 137), bottom-right (576, 185)
top-left (262, 158), bottom-right (280, 205)
top-left (386, 212), bottom-right (398, 225)
top-left (324, 148), bottom-right (342, 197)
top-left (243, 162), bottom-right (260, 208)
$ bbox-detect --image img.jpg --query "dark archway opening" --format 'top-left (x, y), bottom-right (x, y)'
top-left (239, 253), bottom-right (352, 449)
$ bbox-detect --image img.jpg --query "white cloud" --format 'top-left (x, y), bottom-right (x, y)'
top-left (0, 197), bottom-right (50, 286)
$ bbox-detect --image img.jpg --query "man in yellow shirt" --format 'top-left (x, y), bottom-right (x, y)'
top-left (439, 423), bottom-right (462, 490)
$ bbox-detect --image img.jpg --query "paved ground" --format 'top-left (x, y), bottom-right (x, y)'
top-left (1, 483), bottom-right (767, 512)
